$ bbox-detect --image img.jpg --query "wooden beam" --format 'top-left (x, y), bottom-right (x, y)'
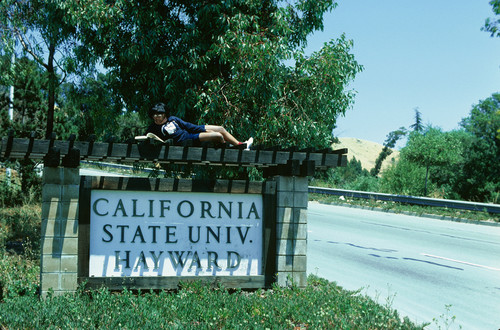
top-left (1, 136), bottom-right (348, 172)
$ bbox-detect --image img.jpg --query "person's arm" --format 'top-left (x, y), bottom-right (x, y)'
top-left (170, 116), bottom-right (205, 133)
top-left (146, 123), bottom-right (163, 137)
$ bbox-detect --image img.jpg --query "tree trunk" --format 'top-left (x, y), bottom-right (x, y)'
top-left (424, 165), bottom-right (429, 196)
top-left (46, 43), bottom-right (56, 139)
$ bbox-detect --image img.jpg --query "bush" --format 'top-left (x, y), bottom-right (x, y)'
top-left (0, 161), bottom-right (41, 208)
top-left (0, 203), bottom-right (41, 299)
top-left (346, 175), bottom-right (380, 192)
top-left (0, 276), bottom-right (425, 329)
top-left (0, 178), bottom-right (23, 208)
top-left (313, 156), bottom-right (371, 189)
top-left (0, 253), bottom-right (39, 299)
top-left (0, 204), bottom-right (41, 254)
top-left (379, 160), bottom-right (436, 197)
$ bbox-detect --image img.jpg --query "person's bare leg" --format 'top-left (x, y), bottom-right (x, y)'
top-left (204, 125), bottom-right (240, 146)
top-left (199, 131), bottom-right (225, 144)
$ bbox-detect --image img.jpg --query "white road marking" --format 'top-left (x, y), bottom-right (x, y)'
top-left (421, 253), bottom-right (500, 271)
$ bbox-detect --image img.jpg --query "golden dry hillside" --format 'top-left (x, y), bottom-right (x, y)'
top-left (332, 137), bottom-right (399, 172)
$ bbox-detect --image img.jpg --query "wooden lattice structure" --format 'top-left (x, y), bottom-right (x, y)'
top-left (1, 133), bottom-right (347, 175)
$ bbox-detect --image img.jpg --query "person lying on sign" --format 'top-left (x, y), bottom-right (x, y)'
top-left (137, 103), bottom-right (253, 149)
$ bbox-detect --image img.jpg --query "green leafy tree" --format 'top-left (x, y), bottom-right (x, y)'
top-left (327, 157), bottom-right (367, 186)
top-left (400, 127), bottom-right (466, 196)
top-left (58, 73), bottom-right (125, 141)
top-left (71, 0), bottom-right (362, 149)
top-left (0, 54), bottom-right (48, 202)
top-left (314, 156), bottom-right (374, 190)
top-left (497, 110), bottom-right (500, 139)
top-left (458, 93), bottom-right (500, 202)
top-left (0, 0), bottom-right (82, 138)
top-left (113, 111), bottom-right (149, 143)
top-left (409, 107), bottom-right (424, 132)
top-left (0, 55), bottom-right (47, 138)
top-left (427, 129), bottom-right (472, 200)
top-left (484, 0), bottom-right (500, 37)
top-left (484, 1), bottom-right (500, 140)
top-left (347, 175), bottom-right (379, 192)
top-left (370, 127), bottom-right (406, 177)
top-left (379, 159), bottom-right (431, 196)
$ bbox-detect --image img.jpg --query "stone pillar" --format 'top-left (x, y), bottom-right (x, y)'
top-left (40, 167), bottom-right (79, 296)
top-left (274, 175), bottom-right (308, 288)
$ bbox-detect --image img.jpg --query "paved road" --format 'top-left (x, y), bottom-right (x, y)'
top-left (307, 202), bottom-right (500, 329)
top-left (79, 168), bottom-right (128, 177)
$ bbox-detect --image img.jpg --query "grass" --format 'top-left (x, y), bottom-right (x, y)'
top-left (0, 275), bottom-right (425, 329)
top-left (0, 204), bottom-right (41, 301)
top-left (309, 193), bottom-right (500, 224)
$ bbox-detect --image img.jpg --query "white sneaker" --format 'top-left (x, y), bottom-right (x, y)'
top-left (244, 137), bottom-right (253, 150)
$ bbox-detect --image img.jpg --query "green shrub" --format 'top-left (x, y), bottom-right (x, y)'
top-left (314, 157), bottom-right (371, 189)
top-left (0, 276), bottom-right (425, 329)
top-left (0, 178), bottom-right (23, 208)
top-left (0, 204), bottom-right (41, 255)
top-left (0, 162), bottom-right (41, 208)
top-left (379, 160), bottom-right (436, 197)
top-left (0, 203), bottom-right (41, 300)
top-left (346, 175), bottom-right (380, 192)
top-left (0, 252), bottom-right (39, 299)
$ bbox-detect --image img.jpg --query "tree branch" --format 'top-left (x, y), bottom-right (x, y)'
top-left (14, 29), bottom-right (48, 70)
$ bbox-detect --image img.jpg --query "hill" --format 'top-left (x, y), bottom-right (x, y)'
top-left (332, 137), bottom-right (399, 172)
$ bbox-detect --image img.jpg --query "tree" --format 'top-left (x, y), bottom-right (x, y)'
top-left (379, 158), bottom-right (430, 197)
top-left (458, 93), bottom-right (500, 202)
top-left (0, 0), bottom-right (81, 138)
top-left (58, 73), bottom-right (125, 141)
top-left (401, 127), bottom-right (466, 196)
top-left (315, 155), bottom-right (374, 190)
top-left (71, 0), bottom-right (362, 149)
top-left (428, 129), bottom-right (472, 200)
top-left (409, 107), bottom-right (424, 132)
top-left (370, 127), bottom-right (406, 177)
top-left (484, 0), bottom-right (500, 37)
top-left (0, 55), bottom-right (47, 138)
top-left (0, 54), bottom-right (49, 201)
top-left (497, 110), bottom-right (500, 139)
top-left (484, 1), bottom-right (500, 143)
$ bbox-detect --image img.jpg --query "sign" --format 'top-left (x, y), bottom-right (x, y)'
top-left (89, 190), bottom-right (263, 277)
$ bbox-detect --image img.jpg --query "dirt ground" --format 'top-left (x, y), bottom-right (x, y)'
top-left (332, 137), bottom-right (400, 173)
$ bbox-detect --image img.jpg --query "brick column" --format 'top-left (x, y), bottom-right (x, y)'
top-left (274, 175), bottom-right (308, 288)
top-left (40, 167), bottom-right (79, 296)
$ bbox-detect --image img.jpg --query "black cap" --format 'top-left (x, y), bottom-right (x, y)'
top-left (148, 103), bottom-right (169, 118)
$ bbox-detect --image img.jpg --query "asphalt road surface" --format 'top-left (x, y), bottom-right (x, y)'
top-left (79, 168), bottom-right (128, 177)
top-left (307, 202), bottom-right (500, 329)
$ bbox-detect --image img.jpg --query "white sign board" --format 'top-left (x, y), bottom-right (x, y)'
top-left (89, 190), bottom-right (263, 277)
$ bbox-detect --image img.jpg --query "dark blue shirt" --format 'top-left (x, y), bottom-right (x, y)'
top-left (146, 116), bottom-right (206, 143)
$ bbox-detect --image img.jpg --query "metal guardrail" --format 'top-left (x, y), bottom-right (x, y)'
top-left (308, 187), bottom-right (500, 214)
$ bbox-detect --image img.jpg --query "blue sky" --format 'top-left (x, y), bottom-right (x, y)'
top-left (304, 0), bottom-right (500, 146)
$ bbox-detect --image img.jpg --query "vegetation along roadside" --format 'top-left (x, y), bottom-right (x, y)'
top-left (309, 193), bottom-right (500, 225)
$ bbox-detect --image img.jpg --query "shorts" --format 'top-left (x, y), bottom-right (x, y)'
top-left (175, 125), bottom-right (206, 144)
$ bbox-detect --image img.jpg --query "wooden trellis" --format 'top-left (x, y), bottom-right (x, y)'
top-left (0, 133), bottom-right (347, 175)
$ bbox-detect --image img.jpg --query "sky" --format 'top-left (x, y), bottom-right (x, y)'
top-left (303, 0), bottom-right (500, 147)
